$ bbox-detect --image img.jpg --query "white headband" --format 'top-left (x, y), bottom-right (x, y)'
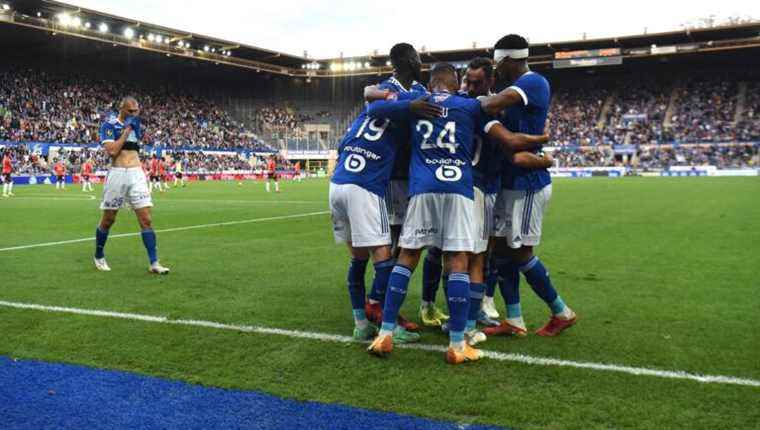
top-left (494, 48), bottom-right (529, 62)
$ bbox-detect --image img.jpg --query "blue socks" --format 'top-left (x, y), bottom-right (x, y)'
top-left (446, 272), bottom-right (470, 344)
top-left (466, 282), bottom-right (485, 331)
top-left (496, 257), bottom-right (522, 319)
top-left (421, 248), bottom-right (443, 303)
top-left (381, 265), bottom-right (413, 332)
top-left (140, 229), bottom-right (158, 264)
top-left (369, 259), bottom-right (394, 304)
top-left (520, 256), bottom-right (566, 315)
top-left (95, 226), bottom-right (109, 259)
top-left (347, 258), bottom-right (369, 319)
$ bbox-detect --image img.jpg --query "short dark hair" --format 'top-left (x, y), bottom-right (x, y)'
top-left (494, 34), bottom-right (528, 50)
top-left (390, 43), bottom-right (416, 64)
top-left (467, 57), bottom-right (493, 79)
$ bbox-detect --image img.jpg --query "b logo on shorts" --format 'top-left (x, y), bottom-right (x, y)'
top-left (345, 154), bottom-right (366, 173)
top-left (435, 165), bottom-right (462, 182)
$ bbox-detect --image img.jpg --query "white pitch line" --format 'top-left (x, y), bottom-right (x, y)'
top-left (0, 211), bottom-right (329, 253)
top-left (5, 195), bottom-right (97, 201)
top-left (157, 199), bottom-right (323, 205)
top-left (0, 299), bottom-right (758, 388)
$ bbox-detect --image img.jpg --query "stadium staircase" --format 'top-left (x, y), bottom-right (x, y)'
top-left (734, 82), bottom-right (748, 124)
top-left (663, 87), bottom-right (679, 128)
top-left (597, 93), bottom-right (615, 129)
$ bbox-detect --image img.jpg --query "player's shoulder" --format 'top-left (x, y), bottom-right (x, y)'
top-left (516, 71), bottom-right (549, 90)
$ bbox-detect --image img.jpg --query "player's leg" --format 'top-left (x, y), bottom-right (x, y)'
top-left (419, 247), bottom-right (449, 326)
top-left (368, 247), bottom-right (422, 354)
top-left (329, 183), bottom-right (368, 335)
top-left (128, 168), bottom-right (168, 274)
top-left (443, 251), bottom-right (481, 360)
top-left (440, 193), bottom-right (482, 364)
top-left (482, 250), bottom-right (500, 318)
top-left (465, 251), bottom-right (487, 346)
top-left (482, 194), bottom-right (501, 320)
top-left (2, 175), bottom-right (8, 196)
top-left (274, 175), bottom-right (280, 192)
top-left (484, 190), bottom-right (527, 337)
top-left (265, 176), bottom-right (271, 192)
top-left (134, 206), bottom-right (168, 274)
top-left (347, 244), bottom-right (373, 339)
top-left (94, 209), bottom-right (118, 271)
top-left (512, 185), bottom-right (576, 336)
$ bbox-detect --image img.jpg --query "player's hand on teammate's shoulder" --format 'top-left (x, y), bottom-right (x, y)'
top-left (409, 95), bottom-right (443, 119)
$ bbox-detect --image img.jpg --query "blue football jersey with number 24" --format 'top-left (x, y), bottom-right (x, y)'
top-left (367, 91), bottom-right (493, 200)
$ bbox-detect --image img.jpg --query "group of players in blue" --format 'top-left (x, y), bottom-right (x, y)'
top-left (330, 34), bottom-right (577, 364)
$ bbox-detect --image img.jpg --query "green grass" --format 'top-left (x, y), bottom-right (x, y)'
top-left (1, 177), bottom-right (759, 429)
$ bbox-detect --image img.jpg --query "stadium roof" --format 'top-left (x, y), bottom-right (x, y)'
top-left (1, 1), bottom-right (759, 78)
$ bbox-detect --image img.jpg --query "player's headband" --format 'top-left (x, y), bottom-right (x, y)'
top-left (493, 48), bottom-right (529, 62)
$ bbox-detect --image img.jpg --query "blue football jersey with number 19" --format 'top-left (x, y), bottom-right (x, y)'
top-left (367, 91), bottom-right (494, 200)
top-left (331, 86), bottom-right (426, 197)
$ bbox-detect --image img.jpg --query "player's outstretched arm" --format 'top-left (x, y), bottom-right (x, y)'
top-left (479, 88), bottom-right (524, 116)
top-left (486, 122), bottom-right (549, 153)
top-left (512, 151), bottom-right (554, 169)
top-left (367, 95), bottom-right (443, 121)
top-left (364, 85), bottom-right (394, 102)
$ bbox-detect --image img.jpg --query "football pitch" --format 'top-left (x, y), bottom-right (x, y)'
top-left (1, 177), bottom-right (759, 429)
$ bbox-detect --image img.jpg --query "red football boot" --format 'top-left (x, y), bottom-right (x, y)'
top-left (364, 302), bottom-right (419, 331)
top-left (364, 302), bottom-right (383, 325)
top-left (396, 313), bottom-right (419, 332)
top-left (535, 314), bottom-right (577, 337)
top-left (482, 320), bottom-right (528, 337)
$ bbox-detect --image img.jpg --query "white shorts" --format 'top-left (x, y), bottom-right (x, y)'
top-left (493, 185), bottom-right (552, 249)
top-left (473, 189), bottom-right (497, 254)
top-left (399, 193), bottom-right (475, 252)
top-left (100, 167), bottom-right (153, 211)
top-left (385, 180), bottom-right (409, 226)
top-left (329, 183), bottom-right (391, 248)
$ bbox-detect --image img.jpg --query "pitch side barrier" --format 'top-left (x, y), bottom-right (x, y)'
top-left (3, 170), bottom-right (303, 186)
top-left (550, 166), bottom-right (760, 178)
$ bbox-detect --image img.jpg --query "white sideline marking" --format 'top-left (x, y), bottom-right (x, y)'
top-left (7, 195), bottom-right (97, 201)
top-left (0, 300), bottom-right (758, 388)
top-left (0, 211), bottom-right (329, 253)
top-left (158, 199), bottom-right (322, 205)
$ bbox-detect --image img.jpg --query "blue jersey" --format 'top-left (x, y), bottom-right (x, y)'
top-left (331, 85), bottom-right (425, 197)
top-left (500, 71), bottom-right (551, 191)
top-left (379, 77), bottom-right (428, 181)
top-left (459, 92), bottom-right (503, 194)
top-left (368, 91), bottom-right (494, 200)
top-left (99, 114), bottom-right (142, 150)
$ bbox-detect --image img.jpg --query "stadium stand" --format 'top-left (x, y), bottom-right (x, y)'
top-left (0, 8), bottom-right (758, 172)
top-left (0, 68), bottom-right (274, 152)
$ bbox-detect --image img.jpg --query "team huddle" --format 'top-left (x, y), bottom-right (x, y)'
top-left (330, 34), bottom-right (577, 364)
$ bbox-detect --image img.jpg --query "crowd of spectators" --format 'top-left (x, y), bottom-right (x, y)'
top-left (546, 88), bottom-right (609, 146)
top-left (736, 82), bottom-right (760, 142)
top-left (669, 78), bottom-right (738, 143)
top-left (0, 69), bottom-right (275, 152)
top-left (552, 144), bottom-right (758, 169)
top-left (637, 144), bottom-right (757, 169)
top-left (548, 76), bottom-right (759, 147)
